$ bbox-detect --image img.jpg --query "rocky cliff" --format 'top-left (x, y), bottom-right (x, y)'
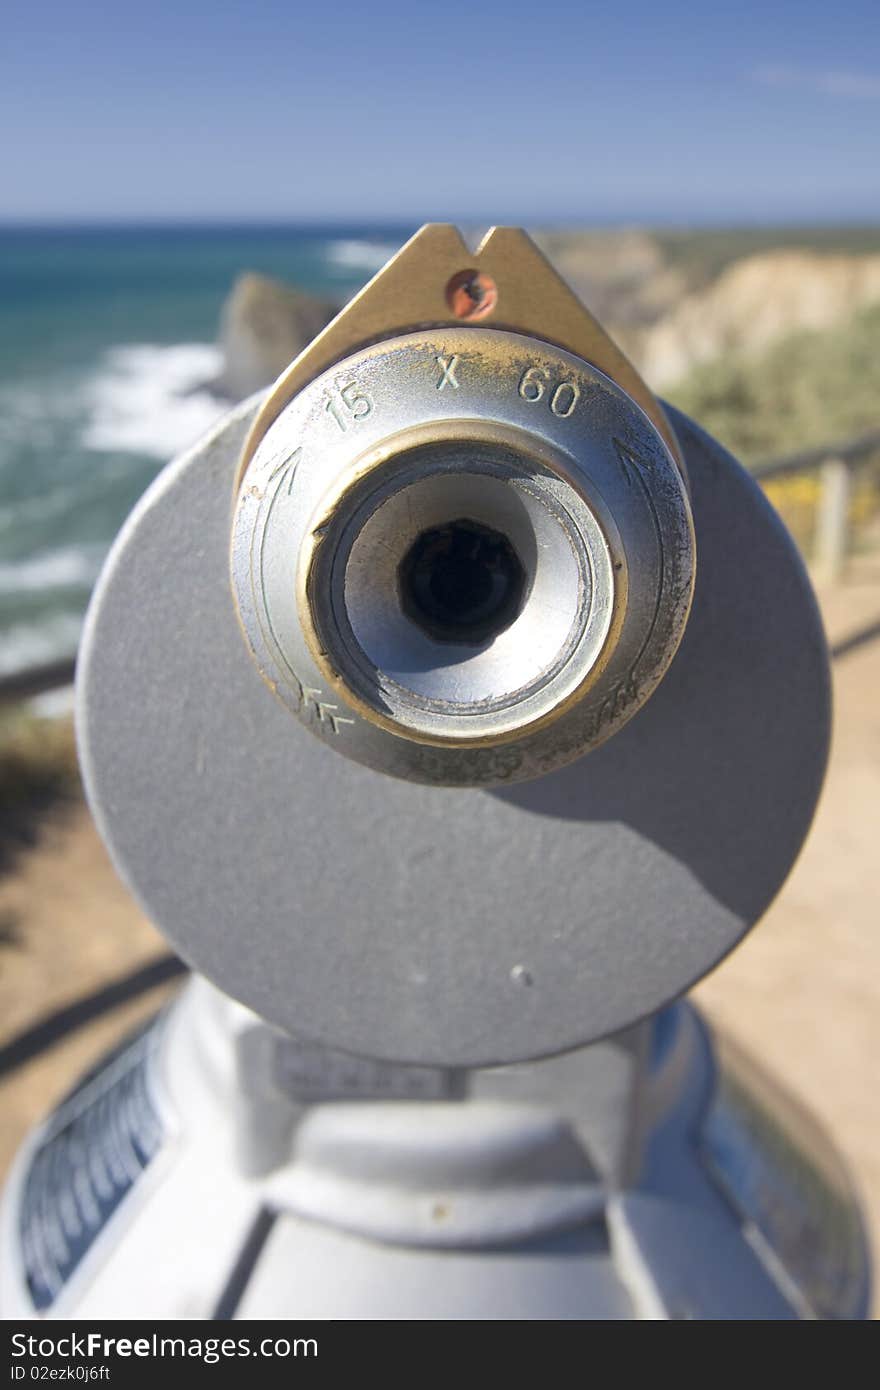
top-left (217, 272), bottom-right (336, 399)
top-left (634, 249), bottom-right (880, 386)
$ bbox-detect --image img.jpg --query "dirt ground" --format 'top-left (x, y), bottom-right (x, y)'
top-left (1, 569), bottom-right (878, 1316)
top-left (694, 568), bottom-right (880, 1310)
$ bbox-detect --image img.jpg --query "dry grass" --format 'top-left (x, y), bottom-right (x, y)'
top-left (0, 712), bottom-right (79, 872)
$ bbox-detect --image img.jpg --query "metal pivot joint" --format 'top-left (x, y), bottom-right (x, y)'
top-left (231, 228), bottom-right (695, 786)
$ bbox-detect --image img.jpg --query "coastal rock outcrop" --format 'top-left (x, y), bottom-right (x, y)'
top-left (218, 272), bottom-right (337, 399)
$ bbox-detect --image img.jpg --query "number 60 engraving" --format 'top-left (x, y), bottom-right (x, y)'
top-left (518, 366), bottom-right (580, 418)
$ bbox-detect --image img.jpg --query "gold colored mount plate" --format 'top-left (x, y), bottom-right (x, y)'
top-left (235, 224), bottom-right (682, 492)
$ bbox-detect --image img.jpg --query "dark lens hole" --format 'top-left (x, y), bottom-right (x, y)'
top-left (398, 519), bottom-right (526, 645)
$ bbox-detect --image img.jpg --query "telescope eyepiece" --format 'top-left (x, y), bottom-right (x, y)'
top-left (232, 328), bottom-right (694, 786)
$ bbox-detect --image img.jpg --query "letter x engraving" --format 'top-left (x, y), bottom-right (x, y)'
top-left (435, 355), bottom-right (460, 391)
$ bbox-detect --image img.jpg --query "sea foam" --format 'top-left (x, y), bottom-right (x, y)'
top-left (82, 343), bottom-right (226, 460)
top-left (0, 612), bottom-right (84, 677)
top-left (325, 239), bottom-right (399, 274)
top-left (0, 544), bottom-right (105, 595)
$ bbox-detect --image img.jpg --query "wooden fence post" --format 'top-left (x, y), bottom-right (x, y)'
top-left (814, 457), bottom-right (851, 585)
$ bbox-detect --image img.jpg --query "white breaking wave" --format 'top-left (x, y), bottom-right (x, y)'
top-left (0, 613), bottom-right (84, 676)
top-left (29, 686), bottom-right (76, 719)
top-left (82, 343), bottom-right (226, 460)
top-left (0, 544), bottom-right (105, 595)
top-left (325, 239), bottom-right (399, 274)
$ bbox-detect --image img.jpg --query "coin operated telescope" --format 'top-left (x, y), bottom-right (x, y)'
top-left (0, 228), bottom-right (870, 1319)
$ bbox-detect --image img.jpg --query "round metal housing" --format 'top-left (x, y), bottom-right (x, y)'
top-left (231, 329), bottom-right (695, 786)
top-left (77, 399), bottom-right (830, 1066)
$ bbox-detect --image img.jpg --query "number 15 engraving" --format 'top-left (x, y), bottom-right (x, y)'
top-left (325, 382), bottom-right (373, 432)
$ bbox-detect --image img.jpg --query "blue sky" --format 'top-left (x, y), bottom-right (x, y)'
top-left (1, 0), bottom-right (878, 223)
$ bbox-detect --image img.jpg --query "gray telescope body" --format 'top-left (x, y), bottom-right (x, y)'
top-left (77, 396), bottom-right (826, 1068)
top-left (0, 243), bottom-right (869, 1318)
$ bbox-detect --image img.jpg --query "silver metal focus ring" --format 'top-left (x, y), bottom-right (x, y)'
top-left (300, 425), bottom-right (621, 744)
top-left (231, 328), bottom-right (694, 786)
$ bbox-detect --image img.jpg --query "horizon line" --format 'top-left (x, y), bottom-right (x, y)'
top-left (1, 215), bottom-right (880, 233)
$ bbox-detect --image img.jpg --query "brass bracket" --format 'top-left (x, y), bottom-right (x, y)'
top-left (234, 224), bottom-right (682, 493)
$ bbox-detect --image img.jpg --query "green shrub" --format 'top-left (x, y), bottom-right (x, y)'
top-left (666, 305), bottom-right (880, 465)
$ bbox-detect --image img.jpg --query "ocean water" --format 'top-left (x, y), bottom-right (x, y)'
top-left (0, 225), bottom-right (411, 677)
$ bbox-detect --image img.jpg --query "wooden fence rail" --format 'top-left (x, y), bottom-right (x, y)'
top-left (753, 427), bottom-right (880, 585)
top-left (2, 426), bottom-right (879, 706)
